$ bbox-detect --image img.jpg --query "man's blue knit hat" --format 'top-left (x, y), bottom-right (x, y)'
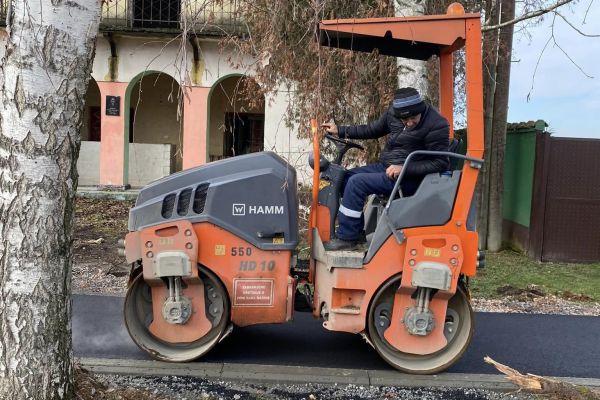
top-left (393, 87), bottom-right (426, 118)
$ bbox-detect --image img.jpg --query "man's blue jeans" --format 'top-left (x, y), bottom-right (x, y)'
top-left (336, 163), bottom-right (420, 241)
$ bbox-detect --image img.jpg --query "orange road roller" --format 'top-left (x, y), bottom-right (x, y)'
top-left (121, 3), bottom-right (485, 374)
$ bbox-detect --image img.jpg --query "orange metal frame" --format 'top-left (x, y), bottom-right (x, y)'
top-left (309, 2), bottom-right (484, 254)
top-left (126, 220), bottom-right (295, 336)
top-left (307, 3), bottom-right (484, 355)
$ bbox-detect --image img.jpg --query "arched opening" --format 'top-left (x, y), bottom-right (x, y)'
top-left (126, 72), bottom-right (182, 186)
top-left (77, 78), bottom-right (102, 186)
top-left (208, 75), bottom-right (265, 161)
top-left (80, 78), bottom-right (101, 141)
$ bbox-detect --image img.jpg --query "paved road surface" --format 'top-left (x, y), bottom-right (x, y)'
top-left (73, 294), bottom-right (600, 378)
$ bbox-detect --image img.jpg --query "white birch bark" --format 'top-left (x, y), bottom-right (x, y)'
top-left (0, 0), bottom-right (100, 398)
top-left (395, 0), bottom-right (428, 94)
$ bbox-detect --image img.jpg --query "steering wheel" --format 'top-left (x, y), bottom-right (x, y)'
top-left (324, 134), bottom-right (365, 151)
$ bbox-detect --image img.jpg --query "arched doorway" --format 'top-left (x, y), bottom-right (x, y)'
top-left (208, 75), bottom-right (265, 161)
top-left (126, 72), bottom-right (182, 186)
top-left (77, 78), bottom-right (102, 186)
top-left (80, 78), bottom-right (101, 141)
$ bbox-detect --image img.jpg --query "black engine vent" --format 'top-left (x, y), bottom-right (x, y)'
top-left (193, 183), bottom-right (209, 214)
top-left (161, 193), bottom-right (176, 218)
top-left (177, 188), bottom-right (193, 216)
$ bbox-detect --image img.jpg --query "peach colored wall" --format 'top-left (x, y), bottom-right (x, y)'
top-left (182, 86), bottom-right (210, 169)
top-left (98, 81), bottom-right (128, 186)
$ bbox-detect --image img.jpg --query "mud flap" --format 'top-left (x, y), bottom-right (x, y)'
top-left (384, 290), bottom-right (450, 354)
top-left (148, 280), bottom-right (212, 343)
top-left (383, 234), bottom-right (463, 355)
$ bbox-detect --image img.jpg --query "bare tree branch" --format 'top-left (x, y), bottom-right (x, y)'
top-left (554, 10), bottom-right (600, 36)
top-left (527, 10), bottom-right (594, 101)
top-left (549, 13), bottom-right (594, 78)
top-left (527, 35), bottom-right (552, 102)
top-left (583, 0), bottom-right (595, 23)
top-left (482, 0), bottom-right (574, 31)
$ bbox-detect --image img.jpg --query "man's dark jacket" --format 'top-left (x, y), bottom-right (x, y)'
top-left (338, 105), bottom-right (450, 176)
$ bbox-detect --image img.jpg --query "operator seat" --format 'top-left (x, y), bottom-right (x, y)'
top-left (363, 137), bottom-right (464, 237)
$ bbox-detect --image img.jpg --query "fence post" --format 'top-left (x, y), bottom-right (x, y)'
top-left (527, 132), bottom-right (551, 261)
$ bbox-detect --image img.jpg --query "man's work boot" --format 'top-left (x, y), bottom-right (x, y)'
top-left (324, 237), bottom-right (366, 251)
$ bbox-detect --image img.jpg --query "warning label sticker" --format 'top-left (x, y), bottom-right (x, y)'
top-left (233, 279), bottom-right (274, 307)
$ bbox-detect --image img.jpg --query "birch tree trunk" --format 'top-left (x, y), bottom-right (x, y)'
top-left (395, 0), bottom-right (428, 94)
top-left (478, 0), bottom-right (501, 250)
top-left (0, 0), bottom-right (100, 398)
top-left (486, 0), bottom-right (515, 251)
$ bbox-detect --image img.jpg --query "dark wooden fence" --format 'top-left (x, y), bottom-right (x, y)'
top-left (528, 136), bottom-right (600, 263)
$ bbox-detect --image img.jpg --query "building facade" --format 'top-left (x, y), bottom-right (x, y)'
top-left (0, 0), bottom-right (309, 188)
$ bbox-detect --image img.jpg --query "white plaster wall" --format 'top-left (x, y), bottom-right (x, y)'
top-left (78, 141), bottom-right (101, 186)
top-left (91, 36), bottom-right (112, 82)
top-left (264, 87), bottom-right (313, 183)
top-left (77, 141), bottom-right (173, 187)
top-left (128, 143), bottom-right (174, 187)
top-left (91, 35), bottom-right (186, 83)
top-left (199, 41), bottom-right (256, 87)
top-left (90, 35), bottom-right (256, 87)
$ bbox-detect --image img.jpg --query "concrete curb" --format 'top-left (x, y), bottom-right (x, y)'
top-left (76, 187), bottom-right (139, 201)
top-left (78, 357), bottom-right (600, 391)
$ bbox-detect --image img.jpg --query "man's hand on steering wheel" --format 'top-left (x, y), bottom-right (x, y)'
top-left (321, 120), bottom-right (338, 136)
top-left (386, 164), bottom-right (402, 180)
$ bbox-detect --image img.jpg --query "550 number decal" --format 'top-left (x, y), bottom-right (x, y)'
top-left (231, 247), bottom-right (252, 256)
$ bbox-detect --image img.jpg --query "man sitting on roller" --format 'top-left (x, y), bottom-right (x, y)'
top-left (321, 87), bottom-right (450, 251)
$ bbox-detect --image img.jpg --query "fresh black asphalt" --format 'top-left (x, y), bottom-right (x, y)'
top-left (73, 294), bottom-right (600, 378)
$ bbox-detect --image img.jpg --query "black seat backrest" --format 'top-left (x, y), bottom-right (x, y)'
top-left (448, 138), bottom-right (463, 170)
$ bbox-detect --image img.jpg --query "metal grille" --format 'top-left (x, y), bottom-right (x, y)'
top-left (192, 183), bottom-right (209, 214)
top-left (133, 0), bottom-right (180, 29)
top-left (100, 0), bottom-right (243, 34)
top-left (177, 188), bottom-right (193, 216)
top-left (161, 193), bottom-right (176, 219)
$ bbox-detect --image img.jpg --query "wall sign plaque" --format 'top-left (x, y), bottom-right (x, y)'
top-left (106, 95), bottom-right (120, 116)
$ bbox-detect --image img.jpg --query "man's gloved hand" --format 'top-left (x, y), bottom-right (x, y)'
top-left (386, 164), bottom-right (402, 180)
top-left (321, 120), bottom-right (338, 136)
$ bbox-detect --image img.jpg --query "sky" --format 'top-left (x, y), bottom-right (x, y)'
top-left (508, 0), bottom-right (600, 138)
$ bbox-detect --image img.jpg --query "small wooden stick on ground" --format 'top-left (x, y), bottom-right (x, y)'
top-left (484, 356), bottom-right (600, 400)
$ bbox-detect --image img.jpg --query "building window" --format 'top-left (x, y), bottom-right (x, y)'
top-left (223, 112), bottom-right (264, 157)
top-left (131, 0), bottom-right (180, 29)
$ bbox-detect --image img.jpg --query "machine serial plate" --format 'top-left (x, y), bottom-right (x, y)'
top-left (233, 279), bottom-right (274, 307)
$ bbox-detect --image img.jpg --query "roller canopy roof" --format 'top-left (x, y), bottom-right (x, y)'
top-left (319, 13), bottom-right (480, 60)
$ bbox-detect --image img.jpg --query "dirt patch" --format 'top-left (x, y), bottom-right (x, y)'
top-left (495, 284), bottom-right (595, 304)
top-left (496, 284), bottom-right (546, 300)
top-left (560, 291), bottom-right (593, 302)
top-left (73, 198), bottom-right (133, 295)
top-left (75, 365), bottom-right (166, 400)
top-left (74, 198), bottom-right (133, 271)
